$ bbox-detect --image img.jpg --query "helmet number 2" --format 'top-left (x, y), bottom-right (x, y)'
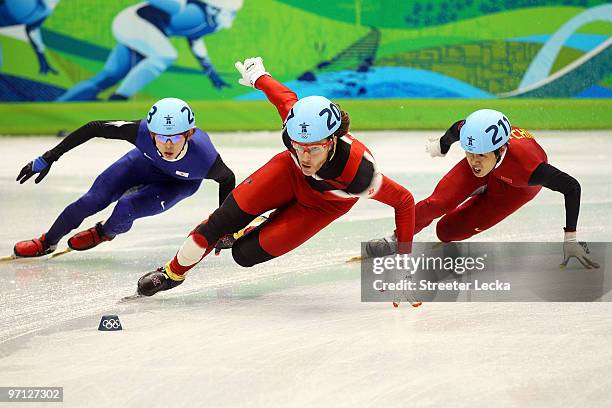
top-left (319, 104), bottom-right (342, 131)
top-left (485, 116), bottom-right (511, 146)
top-left (147, 105), bottom-right (158, 124)
top-left (181, 106), bottom-right (195, 124)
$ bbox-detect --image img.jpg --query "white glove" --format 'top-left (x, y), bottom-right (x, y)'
top-left (561, 231), bottom-right (600, 269)
top-left (365, 232), bottom-right (397, 258)
top-left (425, 134), bottom-right (445, 158)
top-left (234, 57), bottom-right (269, 88)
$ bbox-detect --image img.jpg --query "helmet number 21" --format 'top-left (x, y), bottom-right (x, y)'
top-left (485, 116), bottom-right (511, 146)
top-left (319, 104), bottom-right (341, 131)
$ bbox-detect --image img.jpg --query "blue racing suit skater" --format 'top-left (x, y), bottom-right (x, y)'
top-left (13, 97), bottom-right (236, 257)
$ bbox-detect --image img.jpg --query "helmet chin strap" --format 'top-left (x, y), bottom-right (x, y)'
top-left (326, 136), bottom-right (337, 162)
top-left (494, 144), bottom-right (508, 167)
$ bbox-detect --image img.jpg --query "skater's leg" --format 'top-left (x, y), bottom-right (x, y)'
top-left (436, 179), bottom-right (542, 242)
top-left (232, 201), bottom-right (354, 267)
top-left (110, 9), bottom-right (176, 99)
top-left (103, 180), bottom-right (202, 236)
top-left (45, 152), bottom-right (148, 245)
top-left (67, 180), bottom-right (202, 251)
top-left (56, 45), bottom-right (133, 101)
top-left (168, 152), bottom-right (297, 276)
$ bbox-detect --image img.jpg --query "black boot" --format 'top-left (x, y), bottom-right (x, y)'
top-left (137, 267), bottom-right (184, 297)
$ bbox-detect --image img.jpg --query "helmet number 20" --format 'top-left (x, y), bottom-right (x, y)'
top-left (319, 104), bottom-right (342, 131)
top-left (485, 116), bottom-right (511, 146)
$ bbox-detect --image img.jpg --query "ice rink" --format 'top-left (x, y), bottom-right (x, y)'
top-left (1, 131), bottom-right (611, 407)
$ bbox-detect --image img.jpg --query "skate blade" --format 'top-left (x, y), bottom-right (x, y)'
top-left (346, 255), bottom-right (364, 263)
top-left (0, 254), bottom-right (18, 262)
top-left (48, 248), bottom-right (72, 259)
top-left (119, 293), bottom-right (145, 303)
top-left (392, 300), bottom-right (423, 308)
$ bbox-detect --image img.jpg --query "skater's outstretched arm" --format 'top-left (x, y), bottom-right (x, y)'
top-left (371, 175), bottom-right (415, 254)
top-left (235, 57), bottom-right (297, 121)
top-left (16, 120), bottom-right (140, 184)
top-left (425, 120), bottom-right (465, 158)
top-left (528, 162), bottom-right (599, 269)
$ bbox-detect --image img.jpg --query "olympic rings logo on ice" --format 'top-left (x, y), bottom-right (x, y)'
top-left (102, 319), bottom-right (121, 329)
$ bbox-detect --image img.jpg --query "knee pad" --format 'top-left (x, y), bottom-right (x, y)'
top-left (177, 234), bottom-right (209, 267)
top-left (232, 230), bottom-right (274, 268)
top-left (232, 245), bottom-right (255, 268)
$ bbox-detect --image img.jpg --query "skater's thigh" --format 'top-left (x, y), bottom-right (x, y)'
top-left (232, 202), bottom-right (346, 266)
top-left (86, 151), bottom-right (153, 202)
top-left (437, 182), bottom-right (541, 241)
top-left (117, 179), bottom-right (202, 217)
top-left (232, 152), bottom-right (297, 215)
top-left (112, 7), bottom-right (175, 59)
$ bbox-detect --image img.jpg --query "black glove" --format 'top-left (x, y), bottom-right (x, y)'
top-left (440, 120), bottom-right (465, 155)
top-left (214, 233), bottom-right (236, 256)
top-left (16, 156), bottom-right (52, 184)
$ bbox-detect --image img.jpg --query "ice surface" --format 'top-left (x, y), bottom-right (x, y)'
top-left (1, 131), bottom-right (611, 407)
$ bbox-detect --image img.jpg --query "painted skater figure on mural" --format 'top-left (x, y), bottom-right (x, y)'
top-left (365, 109), bottom-right (599, 269)
top-left (135, 57), bottom-right (416, 297)
top-left (57, 0), bottom-right (243, 101)
top-left (11, 97), bottom-right (235, 259)
top-left (0, 0), bottom-right (59, 74)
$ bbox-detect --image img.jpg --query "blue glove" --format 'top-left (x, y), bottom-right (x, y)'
top-left (17, 156), bottom-right (52, 184)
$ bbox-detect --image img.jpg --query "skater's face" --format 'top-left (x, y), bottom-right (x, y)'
top-left (465, 146), bottom-right (505, 177)
top-left (152, 130), bottom-right (193, 160)
top-left (292, 137), bottom-right (335, 176)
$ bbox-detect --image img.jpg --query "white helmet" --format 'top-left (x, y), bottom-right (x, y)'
top-left (460, 109), bottom-right (511, 154)
top-left (146, 97), bottom-right (196, 135)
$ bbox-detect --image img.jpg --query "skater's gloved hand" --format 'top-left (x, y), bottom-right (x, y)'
top-left (426, 120), bottom-right (464, 158)
top-left (561, 231), bottom-right (600, 269)
top-left (16, 156), bottom-right (52, 184)
top-left (425, 134), bottom-right (445, 158)
top-left (235, 57), bottom-right (269, 88)
top-left (214, 233), bottom-right (236, 256)
top-left (365, 232), bottom-right (398, 258)
top-left (36, 52), bottom-right (58, 75)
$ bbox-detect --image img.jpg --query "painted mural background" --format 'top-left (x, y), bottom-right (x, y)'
top-left (1, 0), bottom-right (611, 102)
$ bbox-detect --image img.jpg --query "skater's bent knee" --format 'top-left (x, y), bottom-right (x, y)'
top-left (232, 237), bottom-right (273, 268)
top-left (113, 198), bottom-right (136, 220)
top-left (436, 219), bottom-right (474, 243)
top-left (436, 219), bottom-right (454, 243)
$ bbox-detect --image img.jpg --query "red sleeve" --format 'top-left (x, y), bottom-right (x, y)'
top-left (254, 75), bottom-right (298, 122)
top-left (371, 175), bottom-right (415, 253)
